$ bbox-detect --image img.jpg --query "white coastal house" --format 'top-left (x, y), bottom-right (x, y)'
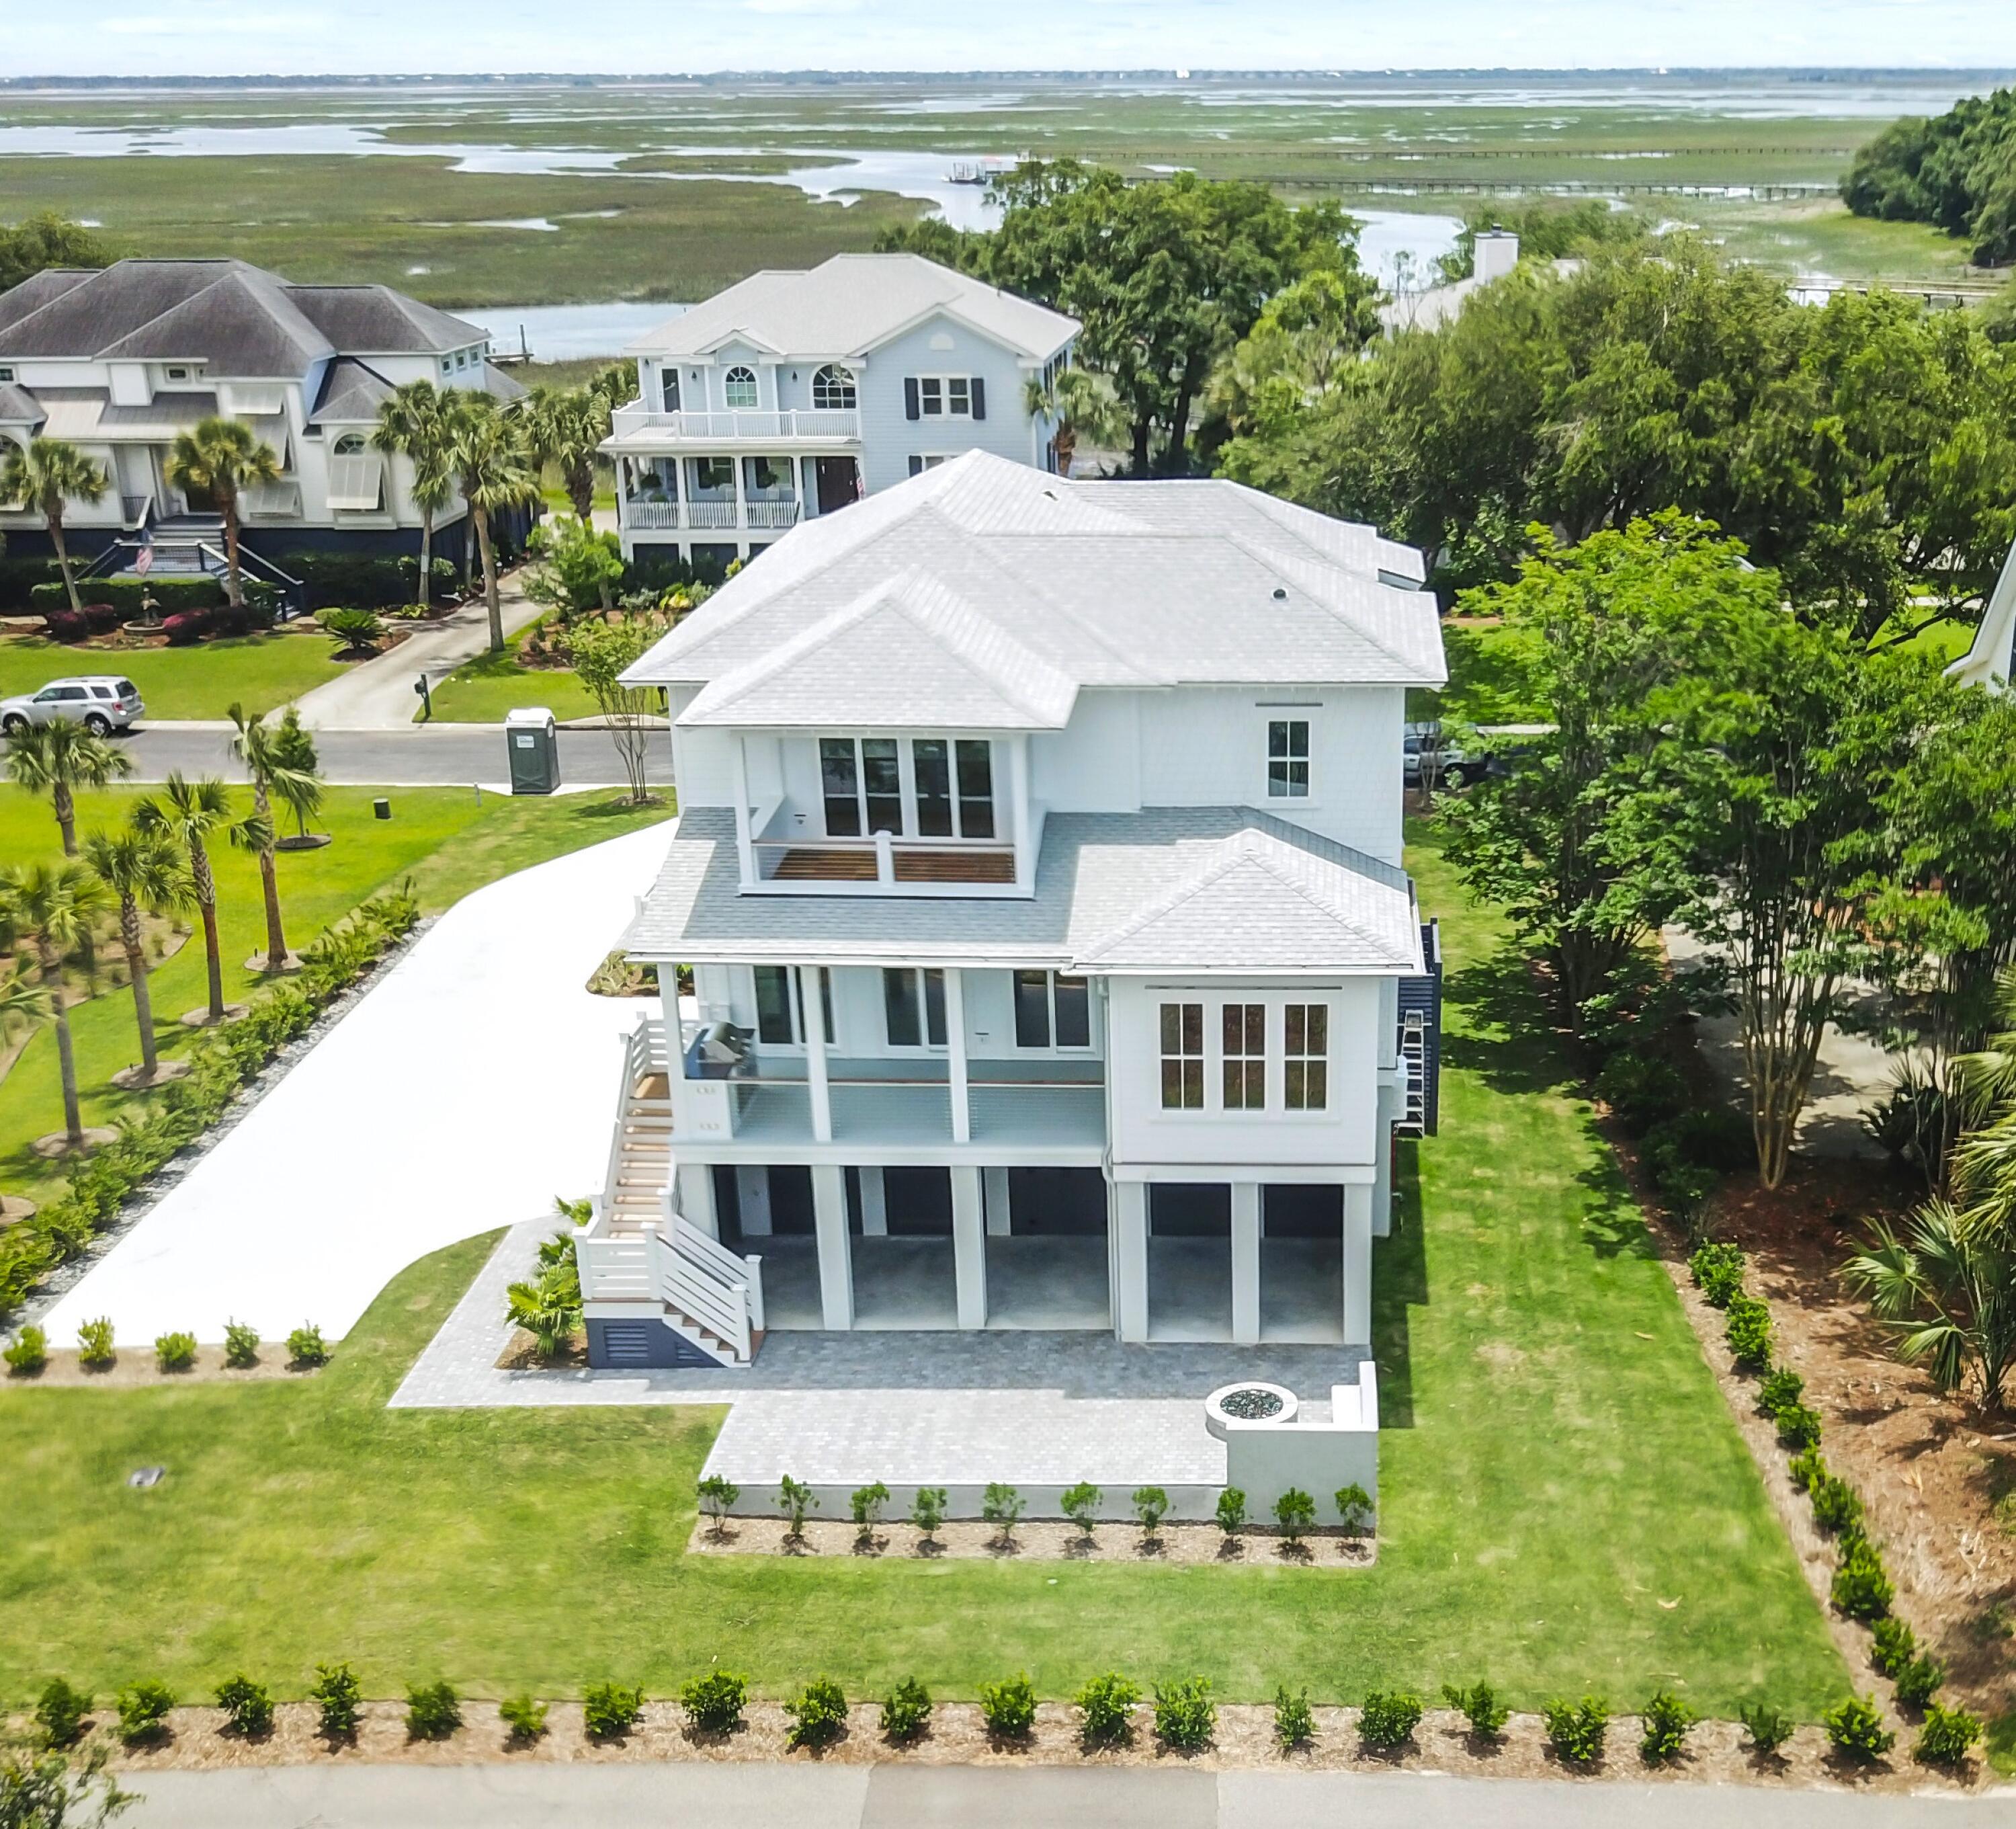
top-left (1949, 534), bottom-right (2016, 691)
top-left (576, 450), bottom-right (1447, 1377)
top-left (603, 253), bottom-right (1079, 571)
top-left (0, 257), bottom-right (523, 572)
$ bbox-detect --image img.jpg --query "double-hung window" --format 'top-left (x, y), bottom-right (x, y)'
top-left (1222, 1004), bottom-right (1267, 1110)
top-left (819, 737), bottom-right (902, 837)
top-left (919, 376), bottom-right (970, 418)
top-left (911, 737), bottom-right (995, 839)
top-left (1159, 1002), bottom-right (1204, 1110)
top-left (1284, 1002), bottom-right (1329, 1110)
top-left (1013, 971), bottom-right (1091, 1049)
top-left (883, 968), bottom-right (948, 1049)
top-left (753, 965), bottom-right (833, 1047)
top-left (1267, 719), bottom-right (1311, 799)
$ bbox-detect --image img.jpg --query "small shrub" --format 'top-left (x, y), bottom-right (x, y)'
top-left (1273, 1685), bottom-right (1315, 1750)
top-left (499, 1695), bottom-right (548, 1742)
top-left (1154, 1677), bottom-right (1216, 1752)
top-left (1357, 1689), bottom-right (1424, 1750)
top-left (222, 1319), bottom-right (260, 1369)
top-left (697, 1474), bottom-right (739, 1529)
top-left (879, 1676), bottom-right (932, 1743)
top-left (36, 1678), bottom-right (91, 1748)
top-left (216, 1674), bottom-right (273, 1738)
top-left (909, 1485), bottom-right (947, 1543)
top-left (310, 1662), bottom-right (362, 1740)
top-left (118, 1681), bottom-right (176, 1746)
top-left (679, 1669), bottom-right (747, 1734)
top-left (1788, 1445), bottom-right (1828, 1493)
top-left (1638, 1688), bottom-right (1695, 1761)
top-left (1822, 1693), bottom-right (1895, 1762)
top-left (1871, 1617), bottom-right (1918, 1678)
top-left (1441, 1678), bottom-right (1510, 1740)
top-left (1914, 1703), bottom-right (1981, 1766)
top-left (1132, 1484), bottom-right (1169, 1540)
top-left (1757, 1365), bottom-right (1806, 1414)
top-left (5, 1324), bottom-right (48, 1375)
top-left (582, 1681), bottom-right (644, 1740)
top-left (155, 1330), bottom-right (197, 1373)
top-left (1810, 1473), bottom-right (1864, 1536)
top-left (1724, 1293), bottom-right (1773, 1371)
top-left (405, 1680), bottom-right (462, 1741)
top-left (161, 610), bottom-right (212, 646)
top-left (1076, 1671), bottom-right (1140, 1747)
top-left (982, 1482), bottom-right (1025, 1537)
top-left (1775, 1404), bottom-right (1824, 1450)
top-left (1215, 1487), bottom-right (1247, 1535)
top-left (778, 1473), bottom-right (816, 1535)
top-left (318, 606), bottom-right (384, 657)
top-left (1274, 1487), bottom-right (1316, 1545)
top-left (286, 1324), bottom-right (328, 1368)
top-left (784, 1676), bottom-right (848, 1750)
top-left (1061, 1481), bottom-right (1101, 1537)
top-left (77, 1317), bottom-right (115, 1369)
top-left (978, 1672), bottom-right (1037, 1740)
top-left (1335, 1481), bottom-right (1375, 1534)
top-left (1892, 1653), bottom-right (1946, 1711)
top-left (1739, 1699), bottom-right (1795, 1755)
top-left (1594, 1048), bottom-right (1688, 1133)
top-left (849, 1480), bottom-right (889, 1539)
top-left (1542, 1695), bottom-right (1609, 1764)
top-left (1687, 1240), bottom-right (1747, 1307)
top-left (1832, 1537), bottom-right (1895, 1621)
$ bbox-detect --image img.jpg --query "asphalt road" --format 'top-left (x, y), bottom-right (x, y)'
top-left (118, 721), bottom-right (675, 790)
top-left (118, 1762), bottom-right (2016, 1829)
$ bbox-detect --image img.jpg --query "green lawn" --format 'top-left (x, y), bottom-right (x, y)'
top-left (0, 631), bottom-right (347, 722)
top-left (420, 622), bottom-right (596, 725)
top-left (0, 822), bottom-right (1844, 1715)
top-left (0, 784), bottom-right (675, 1207)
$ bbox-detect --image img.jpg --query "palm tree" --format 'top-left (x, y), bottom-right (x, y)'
top-left (5, 715), bottom-right (132, 856)
top-left (449, 395), bottom-right (542, 653)
top-left (0, 862), bottom-right (112, 1150)
top-left (1021, 367), bottom-right (1126, 479)
top-left (1953, 966), bottom-right (2016, 1251)
top-left (81, 824), bottom-right (190, 1084)
top-left (133, 774), bottom-right (266, 1024)
top-left (525, 385), bottom-right (614, 517)
top-left (227, 702), bottom-right (318, 971)
top-left (0, 437), bottom-right (110, 613)
top-left (164, 415), bottom-right (281, 608)
top-left (1844, 1203), bottom-right (2016, 1414)
top-left (371, 380), bottom-right (460, 607)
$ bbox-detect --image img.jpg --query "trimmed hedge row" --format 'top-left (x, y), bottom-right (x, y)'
top-left (0, 885), bottom-right (421, 1319)
top-left (29, 577), bottom-right (224, 619)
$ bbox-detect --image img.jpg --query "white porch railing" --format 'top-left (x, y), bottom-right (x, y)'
top-left (626, 500), bottom-right (680, 528)
top-left (685, 499), bottom-right (739, 529)
top-left (745, 499), bottom-right (800, 529)
top-left (610, 403), bottom-right (860, 443)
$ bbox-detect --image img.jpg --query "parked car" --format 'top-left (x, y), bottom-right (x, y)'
top-left (0, 676), bottom-right (145, 737)
top-left (1404, 720), bottom-right (1550, 789)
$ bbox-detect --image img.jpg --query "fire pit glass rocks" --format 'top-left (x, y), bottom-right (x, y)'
top-left (1218, 1386), bottom-right (1284, 1420)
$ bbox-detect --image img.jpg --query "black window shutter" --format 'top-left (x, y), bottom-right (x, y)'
top-left (970, 376), bottom-right (986, 420)
top-left (908, 455), bottom-right (924, 477)
top-left (904, 377), bottom-right (920, 421)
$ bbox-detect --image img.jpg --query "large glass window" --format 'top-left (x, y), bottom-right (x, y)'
top-left (1013, 970), bottom-right (1052, 1049)
top-left (883, 967), bottom-right (948, 1049)
top-left (1222, 1003), bottom-right (1266, 1110)
top-left (1054, 975), bottom-right (1091, 1049)
top-left (1160, 1002), bottom-right (1204, 1110)
top-left (1268, 719), bottom-right (1311, 799)
top-left (819, 737), bottom-right (904, 837)
top-left (1285, 1003), bottom-right (1329, 1110)
top-left (956, 739), bottom-right (995, 838)
top-left (690, 456), bottom-right (735, 498)
top-left (913, 739), bottom-right (954, 837)
top-left (742, 454), bottom-right (794, 499)
top-left (812, 363), bottom-right (857, 409)
top-left (863, 739), bottom-right (902, 834)
top-left (754, 965), bottom-right (794, 1044)
top-left (1015, 971), bottom-right (1093, 1050)
top-left (820, 739), bottom-right (861, 837)
top-left (723, 365), bottom-right (759, 409)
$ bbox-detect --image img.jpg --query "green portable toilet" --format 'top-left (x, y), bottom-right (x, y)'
top-left (505, 707), bottom-right (560, 796)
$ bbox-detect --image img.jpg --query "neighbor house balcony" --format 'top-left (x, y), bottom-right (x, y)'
top-left (607, 403), bottom-right (862, 449)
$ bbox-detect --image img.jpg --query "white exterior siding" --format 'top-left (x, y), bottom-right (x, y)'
top-left (855, 315), bottom-right (1046, 492)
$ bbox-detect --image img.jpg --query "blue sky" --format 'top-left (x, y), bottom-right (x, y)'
top-left (6, 0), bottom-right (2016, 78)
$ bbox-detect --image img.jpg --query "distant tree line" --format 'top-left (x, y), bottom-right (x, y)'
top-left (1841, 86), bottom-right (2016, 264)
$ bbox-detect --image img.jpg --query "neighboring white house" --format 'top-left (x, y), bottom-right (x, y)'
top-left (575, 449), bottom-right (1447, 1374)
top-left (1949, 534), bottom-right (2016, 691)
top-left (602, 253), bottom-right (1079, 570)
top-left (0, 257), bottom-right (523, 567)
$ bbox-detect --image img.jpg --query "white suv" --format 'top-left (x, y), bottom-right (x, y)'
top-left (0, 676), bottom-right (146, 737)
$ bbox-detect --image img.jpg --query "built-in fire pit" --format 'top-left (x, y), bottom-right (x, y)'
top-left (1203, 1380), bottom-right (1298, 1434)
top-left (1217, 1385), bottom-right (1284, 1420)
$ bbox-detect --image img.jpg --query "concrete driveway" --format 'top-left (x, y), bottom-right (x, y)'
top-left (42, 821), bottom-right (675, 1346)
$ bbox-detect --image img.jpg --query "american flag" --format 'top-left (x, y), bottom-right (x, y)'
top-left (134, 544), bottom-right (153, 576)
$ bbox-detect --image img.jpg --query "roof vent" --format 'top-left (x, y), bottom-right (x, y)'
top-left (1272, 587), bottom-right (1288, 601)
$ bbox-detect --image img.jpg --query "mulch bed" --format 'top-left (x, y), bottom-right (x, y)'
top-left (687, 1517), bottom-right (1377, 1567)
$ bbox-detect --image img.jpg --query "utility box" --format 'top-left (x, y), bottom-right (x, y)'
top-left (505, 707), bottom-right (559, 796)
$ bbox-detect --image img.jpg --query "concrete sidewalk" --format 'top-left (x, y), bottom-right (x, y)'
top-left (119, 1761), bottom-right (2015, 1828)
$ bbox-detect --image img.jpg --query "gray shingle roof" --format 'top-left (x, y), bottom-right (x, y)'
top-left (622, 806), bottom-right (1423, 976)
top-left (0, 383), bottom-right (44, 424)
top-left (309, 356), bottom-right (397, 424)
top-left (626, 253), bottom-right (1079, 364)
top-left (284, 286), bottom-right (486, 354)
top-left (626, 450), bottom-right (1444, 704)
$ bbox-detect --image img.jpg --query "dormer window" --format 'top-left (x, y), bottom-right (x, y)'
top-left (723, 366), bottom-right (759, 409)
top-left (441, 358), bottom-right (453, 375)
top-left (812, 364), bottom-right (856, 410)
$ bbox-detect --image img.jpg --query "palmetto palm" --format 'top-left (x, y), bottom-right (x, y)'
top-left (164, 415), bottom-right (282, 608)
top-left (1021, 367), bottom-right (1125, 478)
top-left (227, 702), bottom-right (319, 970)
top-left (81, 823), bottom-right (191, 1082)
top-left (1844, 1203), bottom-right (2016, 1414)
top-left (449, 395), bottom-right (542, 653)
top-left (524, 384), bottom-right (613, 522)
top-left (5, 715), bottom-right (132, 856)
top-left (372, 379), bottom-right (460, 606)
top-left (0, 436), bottom-right (109, 613)
top-left (0, 860), bottom-right (113, 1147)
top-left (133, 773), bottom-right (268, 1023)
top-left (1953, 965), bottom-right (2016, 1253)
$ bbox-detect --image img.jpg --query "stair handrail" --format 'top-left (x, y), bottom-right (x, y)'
top-left (193, 540), bottom-right (308, 618)
top-left (77, 539), bottom-right (144, 582)
top-left (653, 1230), bottom-right (750, 1358)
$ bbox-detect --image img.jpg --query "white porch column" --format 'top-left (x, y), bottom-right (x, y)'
top-left (1010, 735), bottom-right (1033, 891)
top-left (1343, 1181), bottom-right (1374, 1346)
top-left (1114, 1179), bottom-right (1149, 1344)
top-left (734, 1165), bottom-right (773, 1237)
top-left (800, 966), bottom-right (832, 1143)
top-left (1373, 1080), bottom-right (1401, 1239)
top-left (859, 1164), bottom-right (888, 1237)
top-left (732, 737), bottom-right (757, 886)
top-left (812, 1162), bottom-right (853, 1330)
top-left (1231, 1180), bottom-right (1261, 1346)
top-left (982, 1165), bottom-right (1011, 1237)
top-left (676, 1161), bottom-right (718, 1240)
top-left (944, 967), bottom-right (970, 1143)
top-left (952, 1164), bottom-right (986, 1330)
